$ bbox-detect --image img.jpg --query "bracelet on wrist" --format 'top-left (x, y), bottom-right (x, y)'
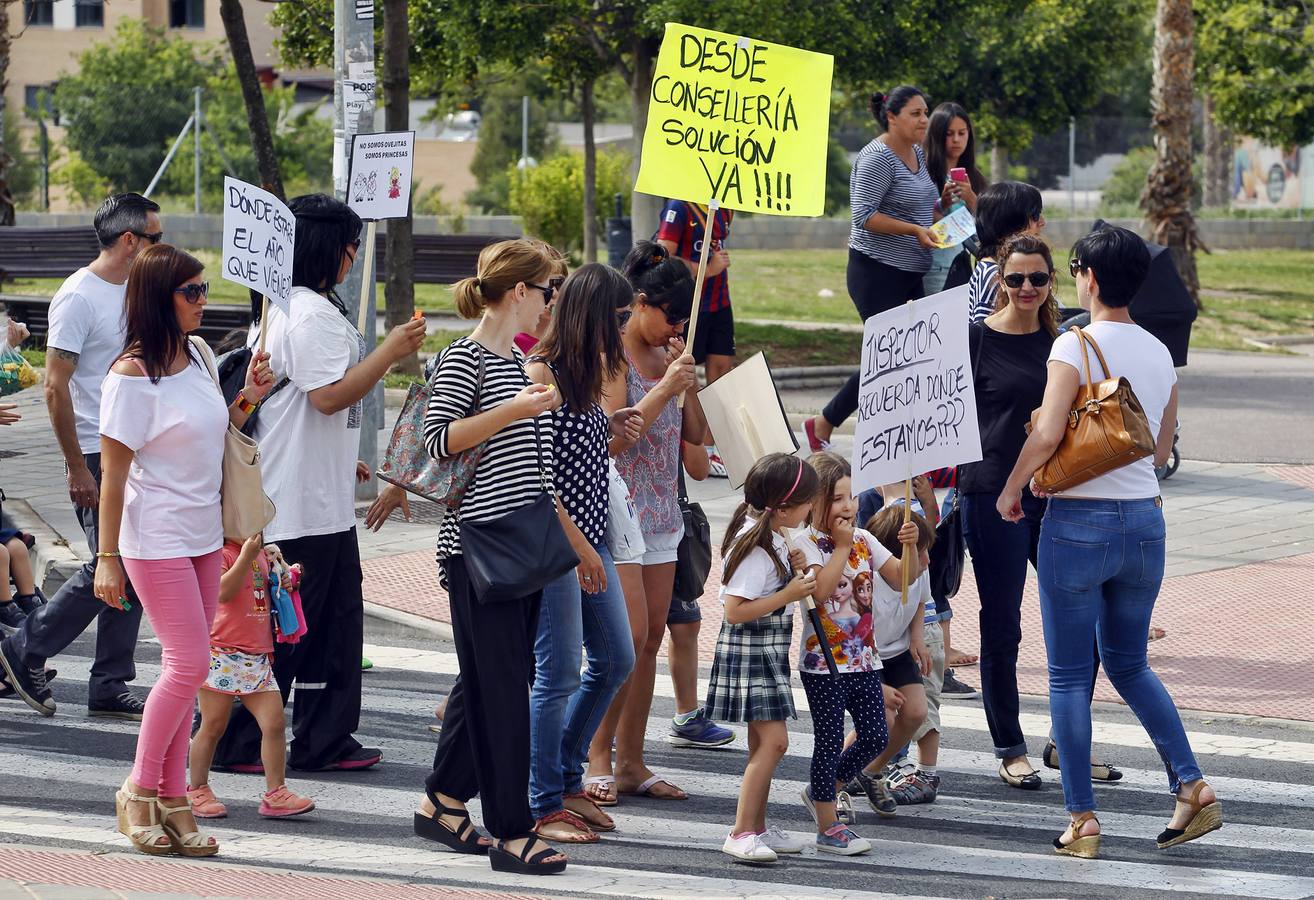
top-left (96, 551), bottom-right (121, 559)
top-left (235, 391), bottom-right (258, 415)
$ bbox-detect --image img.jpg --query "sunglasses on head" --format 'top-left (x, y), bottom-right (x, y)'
top-left (174, 282), bottom-right (209, 304)
top-left (1002, 272), bottom-right (1052, 289)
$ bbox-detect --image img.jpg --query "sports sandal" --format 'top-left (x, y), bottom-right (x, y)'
top-left (582, 774), bottom-right (618, 807)
top-left (413, 791), bottom-right (490, 854)
top-left (156, 796), bottom-right (219, 857)
top-left (1054, 811), bottom-right (1101, 859)
top-left (489, 834), bottom-right (568, 875)
top-left (534, 809), bottom-right (598, 843)
top-left (1157, 781), bottom-right (1222, 849)
top-left (115, 781), bottom-right (172, 856)
top-left (564, 791), bottom-right (615, 831)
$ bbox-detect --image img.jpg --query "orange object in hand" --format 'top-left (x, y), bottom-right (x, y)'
top-left (413, 310), bottom-right (424, 320)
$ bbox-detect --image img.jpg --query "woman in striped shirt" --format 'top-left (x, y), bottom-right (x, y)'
top-left (805, 86), bottom-right (952, 450)
top-left (414, 239), bottom-right (569, 876)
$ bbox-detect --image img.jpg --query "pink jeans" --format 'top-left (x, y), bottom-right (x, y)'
top-left (123, 550), bottom-right (223, 796)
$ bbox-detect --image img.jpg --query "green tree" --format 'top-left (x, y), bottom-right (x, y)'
top-left (508, 149), bottom-right (631, 256)
top-left (465, 68), bottom-right (559, 213)
top-left (1196, 0), bottom-right (1314, 147)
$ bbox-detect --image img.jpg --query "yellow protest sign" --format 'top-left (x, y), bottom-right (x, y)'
top-left (634, 23), bottom-right (834, 217)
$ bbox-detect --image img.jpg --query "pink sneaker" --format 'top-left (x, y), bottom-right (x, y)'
top-left (187, 784), bottom-right (228, 819)
top-left (259, 784), bottom-right (315, 818)
top-left (803, 417), bottom-right (831, 453)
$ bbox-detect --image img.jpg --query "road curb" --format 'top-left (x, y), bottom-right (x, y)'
top-left (364, 600), bottom-right (453, 641)
top-left (3, 499), bottom-right (83, 595)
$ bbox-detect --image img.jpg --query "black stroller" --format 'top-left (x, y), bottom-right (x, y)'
top-left (1059, 220), bottom-right (1197, 480)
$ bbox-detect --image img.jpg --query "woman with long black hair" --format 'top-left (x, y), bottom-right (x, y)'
top-left (212, 194), bottom-right (425, 774)
top-left (922, 102), bottom-right (988, 295)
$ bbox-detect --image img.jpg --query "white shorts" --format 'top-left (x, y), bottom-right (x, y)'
top-left (633, 528), bottom-right (682, 567)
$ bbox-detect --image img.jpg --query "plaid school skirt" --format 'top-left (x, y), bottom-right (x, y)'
top-left (704, 612), bottom-right (796, 723)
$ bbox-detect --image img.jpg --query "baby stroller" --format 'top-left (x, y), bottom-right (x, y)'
top-left (1059, 220), bottom-right (1196, 480)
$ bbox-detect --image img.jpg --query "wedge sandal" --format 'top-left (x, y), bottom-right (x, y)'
top-left (489, 834), bottom-right (567, 875)
top-left (1053, 811), bottom-right (1101, 859)
top-left (1157, 781), bottom-right (1222, 849)
top-left (114, 781), bottom-right (172, 856)
top-left (156, 796), bottom-right (219, 857)
top-left (413, 791), bottom-right (490, 854)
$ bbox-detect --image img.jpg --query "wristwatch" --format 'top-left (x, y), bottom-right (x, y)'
top-left (235, 391), bottom-right (258, 415)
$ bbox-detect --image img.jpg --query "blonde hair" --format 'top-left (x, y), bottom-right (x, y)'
top-left (451, 239), bottom-right (560, 319)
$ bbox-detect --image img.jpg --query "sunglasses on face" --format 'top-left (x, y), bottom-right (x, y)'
top-left (1002, 272), bottom-right (1052, 289)
top-left (174, 282), bottom-right (209, 304)
top-left (133, 231), bottom-right (164, 245)
top-left (528, 277), bottom-right (564, 305)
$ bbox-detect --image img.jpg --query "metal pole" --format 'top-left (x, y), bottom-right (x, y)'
top-left (1068, 117), bottom-right (1076, 214)
top-left (194, 87), bottom-right (203, 214)
top-left (521, 95), bottom-right (529, 164)
top-left (144, 115), bottom-right (195, 197)
top-left (37, 116), bottom-right (49, 212)
top-left (335, 0), bottom-right (379, 500)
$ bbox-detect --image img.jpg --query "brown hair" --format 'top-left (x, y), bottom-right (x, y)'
top-left (995, 231), bottom-right (1061, 337)
top-left (532, 263), bottom-right (629, 414)
top-left (123, 243), bottom-right (205, 383)
top-left (722, 453), bottom-right (820, 585)
top-left (451, 239), bottom-right (560, 319)
top-left (806, 451), bottom-right (851, 535)
top-left (866, 505), bottom-right (935, 557)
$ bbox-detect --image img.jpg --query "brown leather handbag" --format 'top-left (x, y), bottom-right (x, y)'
top-left (1028, 327), bottom-right (1156, 493)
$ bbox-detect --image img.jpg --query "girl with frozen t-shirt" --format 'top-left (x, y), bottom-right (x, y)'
top-left (795, 452), bottom-right (914, 855)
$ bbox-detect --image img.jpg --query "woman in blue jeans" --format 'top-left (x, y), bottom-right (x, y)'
top-left (526, 263), bottom-right (642, 843)
top-left (1000, 226), bottom-right (1220, 859)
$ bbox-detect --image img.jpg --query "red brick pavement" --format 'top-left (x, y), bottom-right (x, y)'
top-left (363, 548), bottom-right (1314, 723)
top-left (1266, 463), bottom-right (1314, 491)
top-left (0, 847), bottom-right (536, 900)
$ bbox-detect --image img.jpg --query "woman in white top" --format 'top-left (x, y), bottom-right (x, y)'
top-left (92, 243), bottom-right (276, 857)
top-left (998, 226), bottom-right (1219, 859)
top-left (211, 194), bottom-right (425, 774)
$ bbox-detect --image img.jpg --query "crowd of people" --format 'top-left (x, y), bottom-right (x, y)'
top-left (0, 81), bottom-right (1221, 876)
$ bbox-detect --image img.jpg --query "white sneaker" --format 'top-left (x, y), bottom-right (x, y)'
top-left (758, 825), bottom-right (804, 854)
top-left (721, 830), bottom-right (778, 864)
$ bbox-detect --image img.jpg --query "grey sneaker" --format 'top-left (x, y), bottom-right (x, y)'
top-left (942, 668), bottom-right (981, 700)
top-left (88, 691), bottom-right (146, 721)
top-left (0, 637), bottom-right (56, 716)
top-left (0, 602), bottom-right (25, 629)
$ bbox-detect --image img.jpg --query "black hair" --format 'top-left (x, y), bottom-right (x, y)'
top-left (622, 240), bottom-right (694, 322)
top-left (974, 181), bottom-right (1044, 259)
top-left (533, 263), bottom-right (630, 414)
top-left (93, 192), bottom-right (161, 250)
top-left (288, 193), bottom-right (363, 316)
top-left (1070, 226), bottom-right (1151, 309)
top-left (869, 85), bottom-right (927, 131)
top-left (924, 102), bottom-right (987, 192)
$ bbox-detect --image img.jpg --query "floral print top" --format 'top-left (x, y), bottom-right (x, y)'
top-left (615, 354), bottom-right (681, 536)
top-left (796, 525), bottom-right (893, 675)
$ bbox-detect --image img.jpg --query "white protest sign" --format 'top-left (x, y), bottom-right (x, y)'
top-left (850, 285), bottom-right (982, 492)
top-left (697, 351), bottom-right (799, 488)
top-left (221, 177), bottom-right (295, 315)
top-left (348, 130), bottom-right (416, 221)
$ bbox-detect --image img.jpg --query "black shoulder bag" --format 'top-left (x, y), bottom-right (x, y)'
top-left (458, 357), bottom-right (579, 603)
top-left (671, 467), bottom-right (712, 604)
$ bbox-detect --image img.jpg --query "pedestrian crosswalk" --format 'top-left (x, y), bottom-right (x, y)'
top-left (2, 634), bottom-right (1312, 899)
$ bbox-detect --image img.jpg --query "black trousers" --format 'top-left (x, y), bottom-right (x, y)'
top-left (426, 554), bottom-right (540, 840)
top-left (822, 249), bottom-right (927, 428)
top-left (8, 453), bottom-right (143, 701)
top-left (213, 528), bottom-right (364, 770)
top-left (961, 488), bottom-right (1100, 758)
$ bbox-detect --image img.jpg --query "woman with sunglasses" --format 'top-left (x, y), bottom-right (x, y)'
top-left (582, 241), bottom-right (705, 806)
top-left (211, 194), bottom-right (425, 775)
top-left (92, 243), bottom-right (275, 856)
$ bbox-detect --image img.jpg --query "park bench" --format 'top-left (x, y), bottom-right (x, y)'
top-left (376, 232), bottom-right (505, 283)
top-left (1, 294), bottom-right (253, 351)
top-left (0, 227), bottom-right (101, 281)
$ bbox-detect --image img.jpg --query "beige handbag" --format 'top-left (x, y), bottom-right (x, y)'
top-left (1028, 327), bottom-right (1156, 493)
top-left (190, 337), bottom-right (276, 540)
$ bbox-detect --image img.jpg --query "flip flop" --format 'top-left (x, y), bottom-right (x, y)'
top-left (620, 774), bottom-right (687, 800)
top-left (582, 775), bottom-right (618, 807)
top-left (564, 791), bottom-right (616, 832)
top-left (946, 650), bottom-right (979, 667)
top-left (534, 809), bottom-right (598, 844)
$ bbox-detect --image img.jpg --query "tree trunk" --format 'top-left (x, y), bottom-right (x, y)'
top-left (382, 0), bottom-right (418, 374)
top-left (218, 0), bottom-right (284, 200)
top-left (989, 144), bottom-right (1009, 184)
top-left (1143, 0), bottom-right (1202, 304)
top-left (1201, 93), bottom-right (1232, 209)
top-left (628, 36), bottom-right (658, 246)
top-left (581, 77), bottom-right (597, 263)
top-left (0, 0), bottom-right (16, 226)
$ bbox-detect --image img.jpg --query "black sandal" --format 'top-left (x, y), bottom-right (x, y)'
top-left (489, 834), bottom-right (567, 875)
top-left (413, 791), bottom-right (489, 855)
top-left (1043, 741), bottom-right (1124, 782)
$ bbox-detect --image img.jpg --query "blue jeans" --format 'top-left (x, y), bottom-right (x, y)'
top-left (1039, 498), bottom-right (1202, 813)
top-left (529, 542), bottom-right (635, 819)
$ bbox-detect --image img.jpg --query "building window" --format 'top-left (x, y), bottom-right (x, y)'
top-left (74, 0), bottom-right (103, 27)
top-left (23, 0), bottom-right (54, 26)
top-left (169, 0), bottom-right (204, 28)
top-left (24, 85), bottom-right (59, 122)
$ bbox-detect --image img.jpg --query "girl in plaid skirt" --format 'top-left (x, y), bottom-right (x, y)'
top-left (707, 453), bottom-right (820, 864)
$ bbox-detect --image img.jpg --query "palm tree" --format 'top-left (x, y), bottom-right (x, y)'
top-left (1142, 0), bottom-right (1202, 303)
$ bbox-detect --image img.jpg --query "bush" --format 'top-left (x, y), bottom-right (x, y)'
top-left (507, 149), bottom-right (632, 256)
top-left (1100, 145), bottom-right (1203, 213)
top-left (52, 151), bottom-right (110, 209)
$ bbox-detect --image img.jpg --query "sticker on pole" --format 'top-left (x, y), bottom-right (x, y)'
top-left (221, 177), bottom-right (296, 316)
top-left (850, 286), bottom-right (982, 492)
top-left (347, 130), bottom-right (416, 221)
top-left (634, 23), bottom-right (834, 217)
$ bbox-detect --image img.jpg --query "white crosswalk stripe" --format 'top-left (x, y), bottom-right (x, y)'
top-left (1, 638), bottom-right (1310, 899)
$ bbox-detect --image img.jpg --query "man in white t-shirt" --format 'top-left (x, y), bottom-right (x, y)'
top-left (0, 193), bottom-right (162, 720)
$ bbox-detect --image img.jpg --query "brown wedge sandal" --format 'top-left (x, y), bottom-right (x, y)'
top-left (1053, 811), bottom-right (1101, 859)
top-left (1157, 781), bottom-right (1222, 849)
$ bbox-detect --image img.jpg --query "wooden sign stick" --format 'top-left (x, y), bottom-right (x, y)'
top-left (900, 476), bottom-right (913, 605)
top-left (676, 197), bottom-right (718, 409)
top-left (357, 219), bottom-right (379, 335)
top-left (257, 295), bottom-right (270, 354)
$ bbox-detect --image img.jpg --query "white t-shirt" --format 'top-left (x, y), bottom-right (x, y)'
top-left (796, 526), bottom-right (892, 675)
top-left (871, 569), bottom-right (931, 658)
top-left (99, 354), bottom-right (229, 559)
top-left (1049, 321), bottom-right (1176, 500)
top-left (719, 527), bottom-right (794, 627)
top-left (250, 286), bottom-right (364, 541)
top-left (44, 268), bottom-right (128, 454)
